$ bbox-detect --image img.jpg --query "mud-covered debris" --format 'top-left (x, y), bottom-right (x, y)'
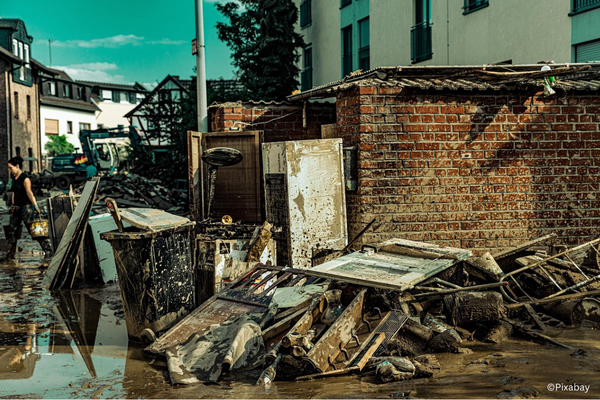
top-left (385, 318), bottom-right (433, 357)
top-left (570, 348), bottom-right (588, 357)
top-left (444, 291), bottom-right (507, 327)
top-left (497, 385), bottom-right (540, 399)
top-left (74, 173), bottom-right (187, 212)
top-left (365, 356), bottom-right (415, 373)
top-left (375, 361), bottom-right (415, 383)
top-left (482, 320), bottom-right (514, 344)
top-left (427, 329), bottom-right (462, 353)
top-left (411, 354), bottom-right (441, 378)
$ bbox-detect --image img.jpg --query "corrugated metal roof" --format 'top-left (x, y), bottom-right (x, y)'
top-left (288, 63), bottom-right (600, 101)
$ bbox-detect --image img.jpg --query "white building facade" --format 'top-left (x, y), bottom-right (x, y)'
top-left (295, 0), bottom-right (598, 90)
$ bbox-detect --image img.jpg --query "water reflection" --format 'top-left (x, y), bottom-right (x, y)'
top-left (0, 321), bottom-right (40, 380)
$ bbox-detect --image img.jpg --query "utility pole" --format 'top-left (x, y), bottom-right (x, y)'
top-left (48, 39), bottom-right (52, 66)
top-left (195, 0), bottom-right (208, 133)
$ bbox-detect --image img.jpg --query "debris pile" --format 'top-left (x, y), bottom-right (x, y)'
top-left (73, 174), bottom-right (188, 213)
top-left (139, 233), bottom-right (600, 388)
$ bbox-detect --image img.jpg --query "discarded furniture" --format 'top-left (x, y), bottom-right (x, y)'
top-left (262, 138), bottom-right (348, 269)
top-left (304, 239), bottom-right (472, 291)
top-left (195, 221), bottom-right (277, 305)
top-left (145, 264), bottom-right (319, 358)
top-left (101, 211), bottom-right (196, 341)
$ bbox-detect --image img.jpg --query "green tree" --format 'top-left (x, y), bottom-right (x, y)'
top-left (44, 135), bottom-right (75, 156)
top-left (216, 0), bottom-right (305, 101)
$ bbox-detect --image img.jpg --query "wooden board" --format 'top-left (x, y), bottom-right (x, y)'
top-left (202, 131), bottom-right (263, 222)
top-left (119, 208), bottom-right (191, 231)
top-left (187, 131), bottom-right (203, 222)
top-left (42, 178), bottom-right (99, 290)
top-left (304, 239), bottom-right (472, 291)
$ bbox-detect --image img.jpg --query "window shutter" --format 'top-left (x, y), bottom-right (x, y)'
top-left (576, 39), bottom-right (600, 62)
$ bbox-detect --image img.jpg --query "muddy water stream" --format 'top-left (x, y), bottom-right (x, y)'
top-left (1, 225), bottom-right (600, 398)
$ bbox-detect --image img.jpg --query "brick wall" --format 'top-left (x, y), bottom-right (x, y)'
top-left (209, 101), bottom-right (336, 142)
top-left (338, 84), bottom-right (600, 255)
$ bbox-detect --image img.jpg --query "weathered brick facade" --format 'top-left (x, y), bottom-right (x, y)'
top-left (209, 101), bottom-right (336, 142)
top-left (338, 84), bottom-right (600, 255)
top-left (208, 83), bottom-right (600, 256)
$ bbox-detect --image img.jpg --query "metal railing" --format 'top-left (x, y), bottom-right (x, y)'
top-left (410, 21), bottom-right (432, 63)
top-left (462, 0), bottom-right (489, 14)
top-left (571, 0), bottom-right (600, 13)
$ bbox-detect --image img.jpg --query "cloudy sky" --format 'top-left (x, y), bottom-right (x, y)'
top-left (2, 0), bottom-right (236, 86)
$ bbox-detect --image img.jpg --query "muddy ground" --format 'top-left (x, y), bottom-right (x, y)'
top-left (1, 211), bottom-right (600, 399)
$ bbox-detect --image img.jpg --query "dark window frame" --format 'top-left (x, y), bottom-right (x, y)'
top-left (463, 0), bottom-right (489, 15)
top-left (358, 17), bottom-right (370, 71)
top-left (411, 0), bottom-right (432, 63)
top-left (13, 92), bottom-right (19, 119)
top-left (300, 0), bottom-right (312, 28)
top-left (26, 95), bottom-right (31, 120)
top-left (570, 0), bottom-right (600, 15)
top-left (340, 0), bottom-right (352, 9)
top-left (342, 25), bottom-right (353, 77)
top-left (301, 45), bottom-right (313, 91)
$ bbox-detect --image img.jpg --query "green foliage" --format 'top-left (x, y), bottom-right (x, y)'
top-left (216, 0), bottom-right (305, 101)
top-left (44, 135), bottom-right (75, 156)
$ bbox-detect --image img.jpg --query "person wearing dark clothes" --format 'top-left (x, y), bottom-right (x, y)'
top-left (4, 156), bottom-right (53, 261)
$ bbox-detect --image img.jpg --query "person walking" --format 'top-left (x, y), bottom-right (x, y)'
top-left (4, 156), bottom-right (53, 261)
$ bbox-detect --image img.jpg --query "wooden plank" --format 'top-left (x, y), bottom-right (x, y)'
top-left (43, 178), bottom-right (100, 290)
top-left (119, 208), bottom-right (191, 231)
top-left (305, 240), bottom-right (472, 291)
top-left (202, 131), bottom-right (263, 221)
top-left (493, 233), bottom-right (557, 261)
top-left (320, 124), bottom-right (337, 139)
top-left (187, 131), bottom-right (203, 221)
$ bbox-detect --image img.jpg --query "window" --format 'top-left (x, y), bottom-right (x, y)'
top-left (26, 95), bottom-right (31, 120)
top-left (341, 0), bottom-right (352, 8)
top-left (28, 148), bottom-right (33, 172)
top-left (120, 91), bottom-right (129, 103)
top-left (301, 45), bottom-right (313, 91)
top-left (24, 44), bottom-right (30, 66)
top-left (358, 17), bottom-right (370, 71)
top-left (45, 119), bottom-right (59, 135)
top-left (12, 39), bottom-right (18, 56)
top-left (102, 90), bottom-right (112, 100)
top-left (20, 66), bottom-right (25, 81)
top-left (67, 121), bottom-right (73, 134)
top-left (13, 92), bottom-right (18, 119)
top-left (575, 39), bottom-right (600, 62)
top-left (342, 25), bottom-right (353, 76)
top-left (112, 90), bottom-right (120, 102)
top-left (15, 147), bottom-right (20, 157)
top-left (411, 0), bottom-right (432, 63)
top-left (63, 84), bottom-right (71, 98)
top-left (79, 123), bottom-right (91, 132)
top-left (300, 0), bottom-right (312, 28)
top-left (571, 0), bottom-right (600, 14)
top-left (48, 82), bottom-right (56, 96)
top-left (463, 0), bottom-right (489, 14)
top-left (128, 92), bottom-right (137, 104)
top-left (96, 143), bottom-right (110, 162)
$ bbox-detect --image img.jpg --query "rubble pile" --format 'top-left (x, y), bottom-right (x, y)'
top-left (74, 174), bottom-right (188, 213)
top-left (141, 233), bottom-right (600, 389)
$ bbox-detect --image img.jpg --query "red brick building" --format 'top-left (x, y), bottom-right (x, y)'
top-left (209, 64), bottom-right (600, 255)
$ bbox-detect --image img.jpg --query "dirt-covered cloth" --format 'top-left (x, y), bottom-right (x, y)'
top-left (165, 314), bottom-right (264, 385)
